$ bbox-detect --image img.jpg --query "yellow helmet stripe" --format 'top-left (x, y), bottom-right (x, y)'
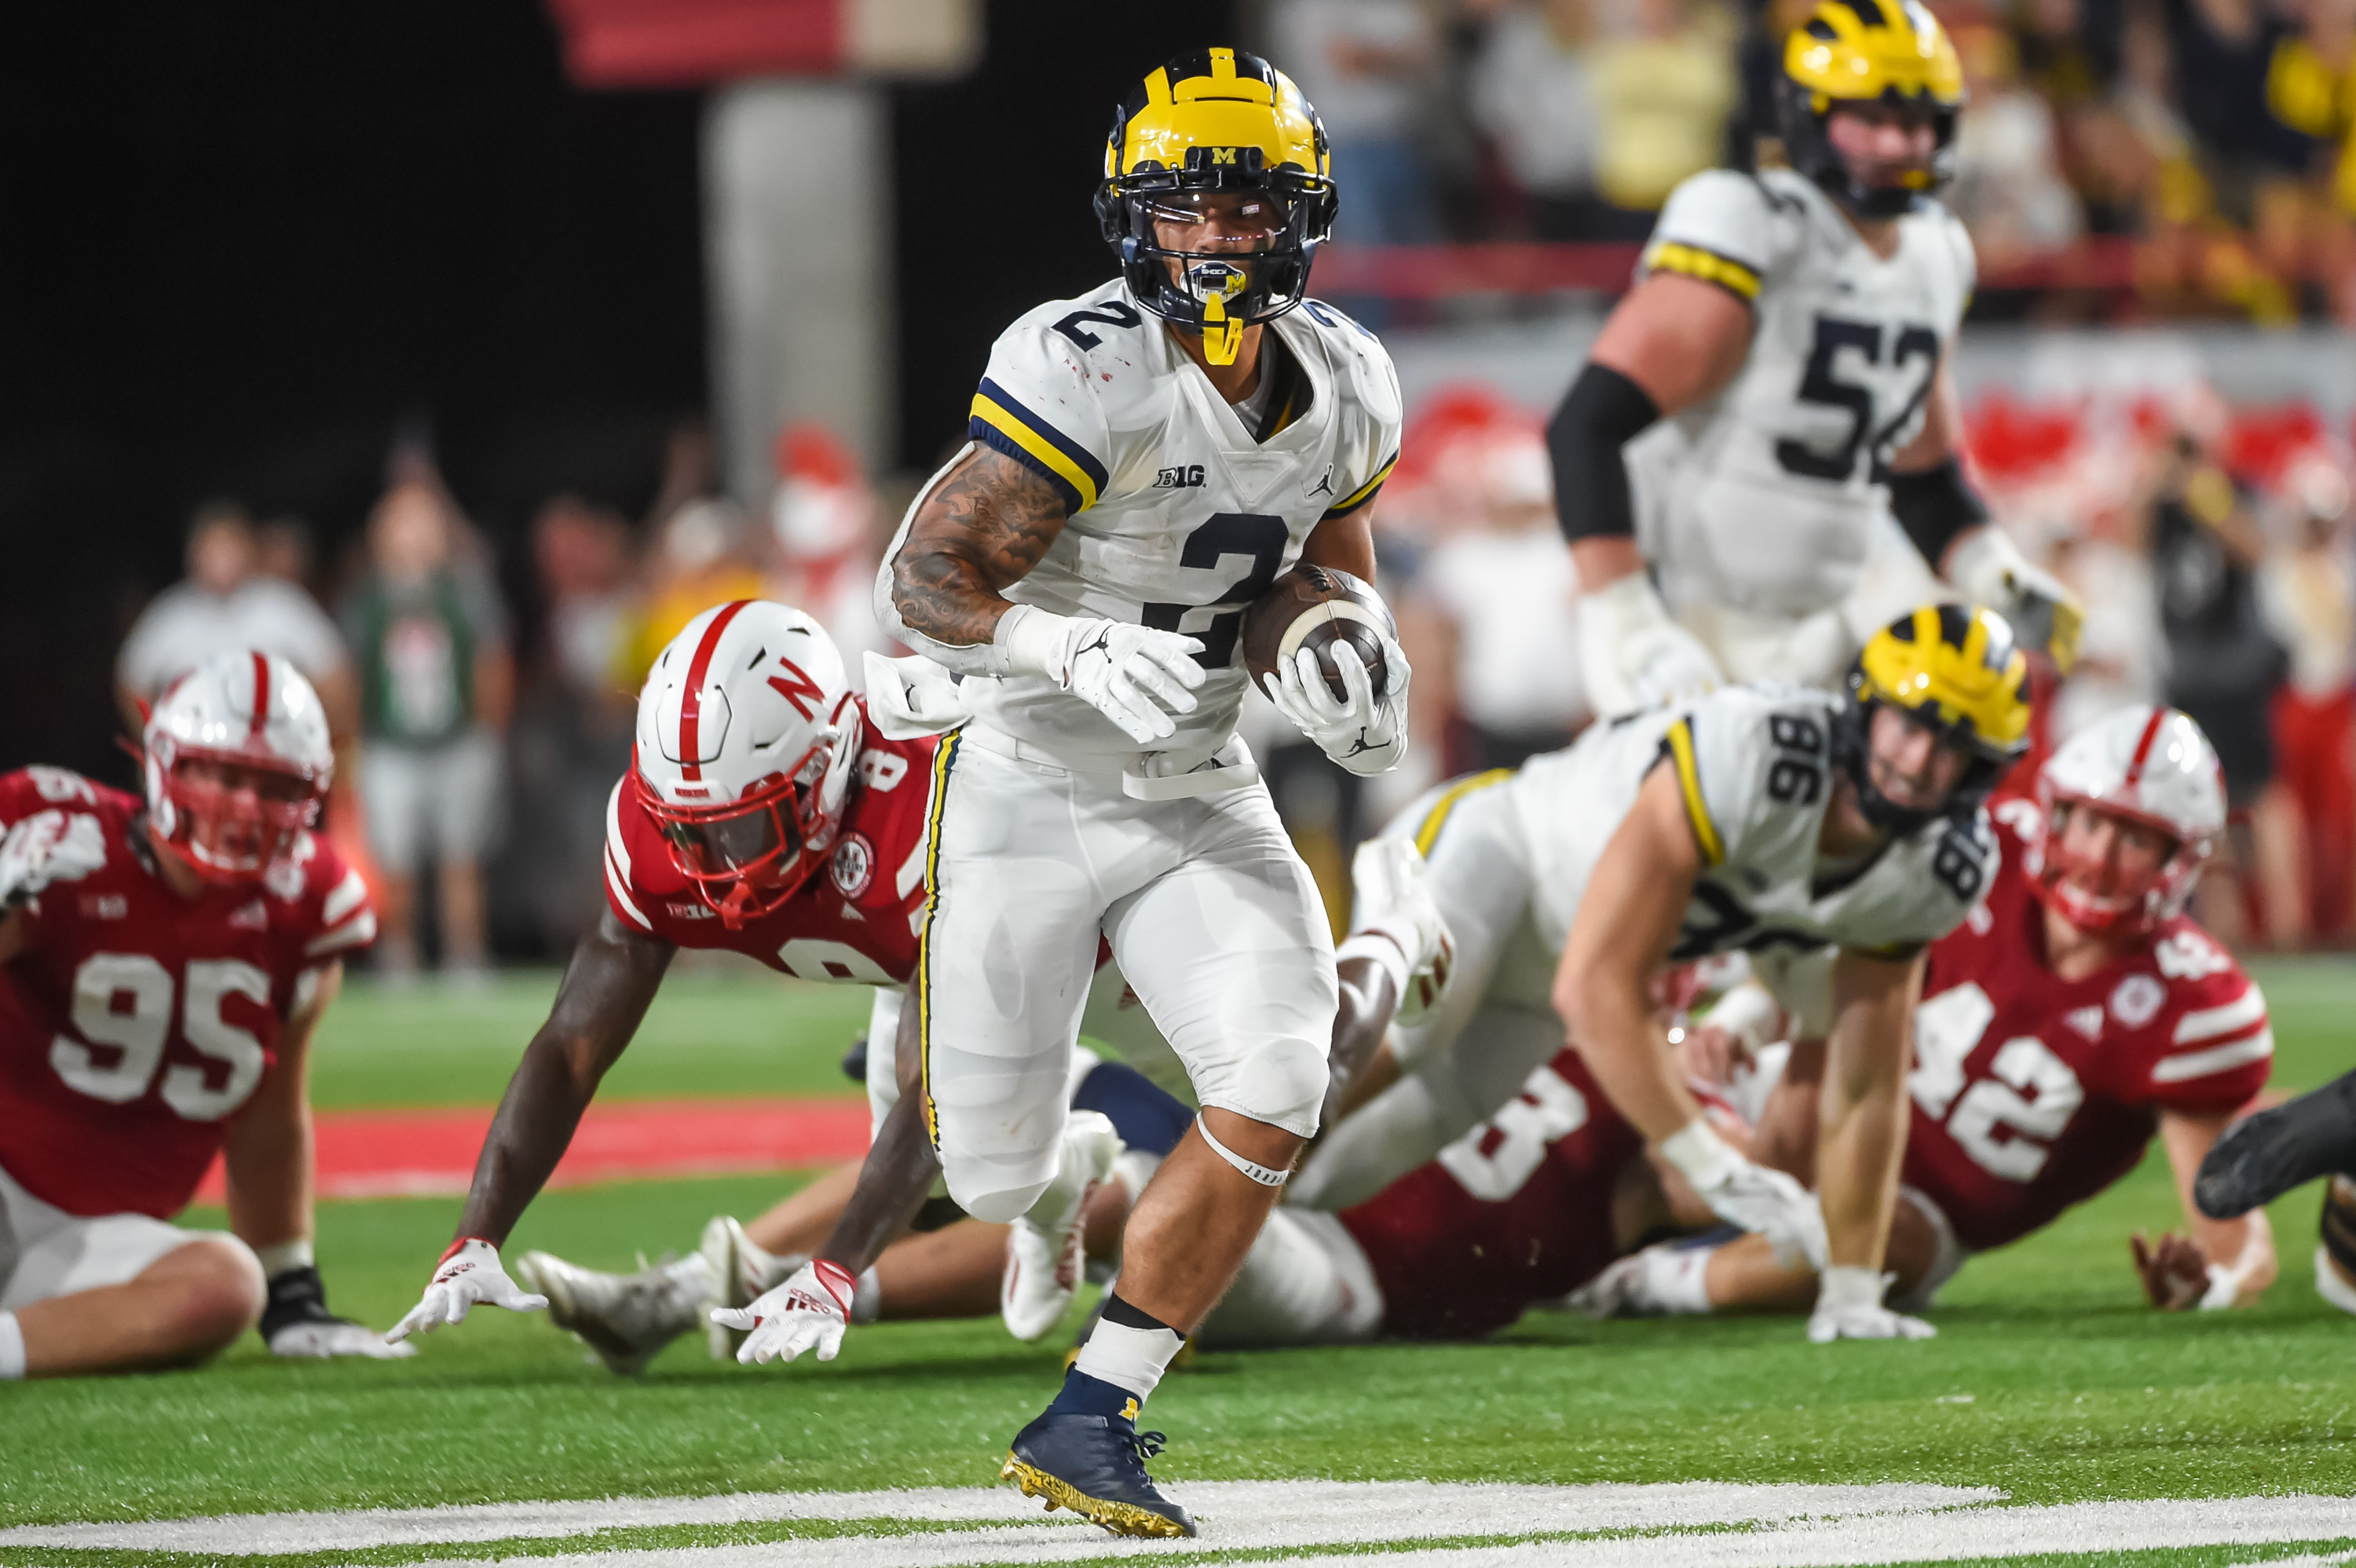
top-left (1664, 719), bottom-right (1726, 866)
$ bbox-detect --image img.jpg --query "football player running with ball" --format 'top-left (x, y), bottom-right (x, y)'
top-left (1549, 0), bottom-right (2080, 713)
top-left (0, 650), bottom-right (393, 1377)
top-left (1293, 606), bottom-right (2028, 1343)
top-left (1589, 706), bottom-right (2281, 1323)
top-left (870, 49), bottom-right (1409, 1538)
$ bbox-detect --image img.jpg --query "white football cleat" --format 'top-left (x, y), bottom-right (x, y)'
top-left (1349, 837), bottom-right (1454, 1025)
top-left (699, 1215), bottom-right (793, 1360)
top-left (514, 1249), bottom-right (712, 1376)
top-left (1003, 1111), bottom-right (1125, 1342)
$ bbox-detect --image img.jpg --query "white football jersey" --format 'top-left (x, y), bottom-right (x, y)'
top-left (1626, 168), bottom-right (1976, 622)
top-left (1509, 683), bottom-right (1993, 962)
top-left (939, 279), bottom-right (1401, 766)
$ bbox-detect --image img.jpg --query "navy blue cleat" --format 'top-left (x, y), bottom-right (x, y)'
top-left (1001, 1409), bottom-right (1196, 1538)
top-left (2196, 1067), bottom-right (2356, 1219)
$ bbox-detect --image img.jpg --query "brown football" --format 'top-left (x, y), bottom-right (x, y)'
top-left (1242, 564), bottom-right (1393, 703)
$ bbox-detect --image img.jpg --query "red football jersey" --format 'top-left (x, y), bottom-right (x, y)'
top-left (1341, 1050), bottom-right (1644, 1339)
top-left (1903, 798), bottom-right (2273, 1252)
top-left (0, 766), bottom-right (375, 1219)
top-left (603, 706), bottom-right (936, 985)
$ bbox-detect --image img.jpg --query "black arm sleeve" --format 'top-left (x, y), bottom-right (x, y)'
top-left (1548, 361), bottom-right (1661, 544)
top-left (1884, 458), bottom-right (1990, 568)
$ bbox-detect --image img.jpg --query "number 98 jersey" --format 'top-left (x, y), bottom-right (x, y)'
top-left (1626, 168), bottom-right (1974, 623)
top-left (919, 278), bottom-right (1402, 766)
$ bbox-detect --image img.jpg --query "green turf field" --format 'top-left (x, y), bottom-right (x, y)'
top-left (2, 959), bottom-right (2352, 1566)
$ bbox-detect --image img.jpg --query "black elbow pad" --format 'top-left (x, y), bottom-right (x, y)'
top-left (1548, 363), bottom-right (1661, 543)
top-left (1884, 459), bottom-right (1990, 568)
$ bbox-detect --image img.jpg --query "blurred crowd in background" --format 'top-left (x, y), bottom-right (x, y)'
top-left (1278, 0), bottom-right (2356, 321)
top-left (99, 0), bottom-right (2356, 976)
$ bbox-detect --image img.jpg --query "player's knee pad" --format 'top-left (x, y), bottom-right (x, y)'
top-left (1217, 1033), bottom-right (1329, 1139)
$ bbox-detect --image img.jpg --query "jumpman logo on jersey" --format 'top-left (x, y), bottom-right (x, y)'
top-left (1304, 466), bottom-right (1335, 500)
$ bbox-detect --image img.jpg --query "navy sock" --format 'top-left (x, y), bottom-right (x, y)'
top-left (1048, 1368), bottom-right (1142, 1422)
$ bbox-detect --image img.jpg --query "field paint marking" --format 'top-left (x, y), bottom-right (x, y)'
top-left (0, 1482), bottom-right (1992, 1556)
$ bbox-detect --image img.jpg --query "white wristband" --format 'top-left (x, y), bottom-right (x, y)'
top-left (1659, 1117), bottom-right (1741, 1190)
top-left (1697, 981), bottom-right (1782, 1057)
top-left (1337, 929), bottom-right (1413, 1001)
top-left (997, 605), bottom-right (1075, 683)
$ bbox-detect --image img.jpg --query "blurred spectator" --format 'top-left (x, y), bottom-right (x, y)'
top-left (1469, 0), bottom-right (1604, 236)
top-left (2258, 454), bottom-right (2356, 940)
top-left (342, 480), bottom-right (514, 980)
top-left (1950, 24), bottom-right (2087, 265)
top-left (1585, 0), bottom-right (1738, 225)
top-left (1399, 420), bottom-right (1589, 773)
top-left (613, 499), bottom-right (766, 689)
top-left (115, 500), bottom-right (358, 750)
top-left (255, 516), bottom-right (320, 593)
top-left (764, 423), bottom-right (894, 678)
top-left (532, 495), bottom-right (637, 707)
top-left (1271, 0), bottom-right (1440, 242)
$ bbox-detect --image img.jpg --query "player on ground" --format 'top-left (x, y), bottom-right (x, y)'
top-left (2197, 1069), bottom-right (2356, 1314)
top-left (1587, 706), bottom-right (2281, 1321)
top-left (1546, 0), bottom-right (2080, 714)
top-left (868, 48), bottom-right (1410, 1537)
top-left (1294, 605), bottom-right (2028, 1344)
top-left (0, 650), bottom-right (393, 1377)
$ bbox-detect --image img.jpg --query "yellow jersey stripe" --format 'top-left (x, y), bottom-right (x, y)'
top-left (1664, 719), bottom-right (1725, 866)
top-left (913, 728), bottom-right (964, 1152)
top-left (1645, 241), bottom-right (1762, 302)
top-left (968, 382), bottom-right (1106, 515)
top-left (1322, 451), bottom-right (1399, 520)
top-left (1412, 769), bottom-right (1514, 858)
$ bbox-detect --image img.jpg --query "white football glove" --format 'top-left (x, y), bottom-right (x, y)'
top-left (1575, 572), bottom-right (1721, 718)
top-left (1343, 836), bottom-right (1454, 1025)
top-left (1808, 1264), bottom-right (1936, 1343)
top-left (1659, 1118), bottom-right (1828, 1271)
top-left (1264, 633), bottom-right (1410, 776)
top-left (383, 1239), bottom-right (548, 1344)
top-left (0, 810), bottom-right (108, 907)
top-left (711, 1258), bottom-right (857, 1365)
top-left (273, 1319), bottom-right (419, 1359)
top-left (1944, 524), bottom-right (2083, 672)
top-left (1001, 606), bottom-right (1205, 745)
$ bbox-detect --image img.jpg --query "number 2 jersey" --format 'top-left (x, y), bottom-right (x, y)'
top-left (1626, 168), bottom-right (1974, 623)
top-left (1902, 799), bottom-right (2272, 1252)
top-left (0, 768), bottom-right (375, 1219)
top-left (603, 700), bottom-right (938, 985)
top-left (902, 279), bottom-right (1403, 768)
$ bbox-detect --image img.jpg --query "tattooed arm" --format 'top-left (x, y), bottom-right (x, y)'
top-left (877, 445), bottom-right (1071, 677)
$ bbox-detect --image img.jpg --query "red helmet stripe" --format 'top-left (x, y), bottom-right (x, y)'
top-left (2121, 707), bottom-right (2168, 788)
top-left (676, 599), bottom-right (753, 782)
top-left (249, 652), bottom-right (271, 740)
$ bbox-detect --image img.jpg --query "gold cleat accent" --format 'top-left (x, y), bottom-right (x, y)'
top-left (1000, 1455), bottom-right (1193, 1539)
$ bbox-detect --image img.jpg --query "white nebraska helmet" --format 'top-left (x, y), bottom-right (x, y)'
top-left (2035, 704), bottom-right (2225, 934)
top-left (145, 649), bottom-right (334, 882)
top-left (632, 599), bottom-right (861, 927)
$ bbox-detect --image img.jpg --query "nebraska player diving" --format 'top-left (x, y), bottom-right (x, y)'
top-left (1588, 705), bottom-right (2280, 1322)
top-left (0, 649), bottom-right (393, 1378)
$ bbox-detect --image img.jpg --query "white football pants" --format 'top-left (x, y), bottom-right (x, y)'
top-left (916, 725), bottom-right (1336, 1223)
top-left (1195, 1208), bottom-right (1384, 1348)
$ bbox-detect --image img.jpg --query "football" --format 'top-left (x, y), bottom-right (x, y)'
top-left (1242, 564), bottom-right (1394, 703)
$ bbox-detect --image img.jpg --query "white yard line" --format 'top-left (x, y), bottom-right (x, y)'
top-left (0, 1481), bottom-right (1991, 1556)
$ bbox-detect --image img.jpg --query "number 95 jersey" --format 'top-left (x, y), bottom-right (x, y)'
top-left (1626, 168), bottom-right (1974, 622)
top-left (928, 278), bottom-right (1402, 766)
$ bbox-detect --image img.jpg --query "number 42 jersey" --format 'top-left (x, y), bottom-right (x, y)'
top-left (902, 278), bottom-right (1403, 768)
top-left (1627, 168), bottom-right (1974, 623)
top-left (1903, 799), bottom-right (2273, 1253)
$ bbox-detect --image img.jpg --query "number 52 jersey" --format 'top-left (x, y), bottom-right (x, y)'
top-left (1626, 167), bottom-right (1974, 623)
top-left (903, 278), bottom-right (1403, 767)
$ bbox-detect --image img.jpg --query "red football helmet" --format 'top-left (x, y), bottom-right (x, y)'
top-left (143, 649), bottom-right (334, 883)
top-left (631, 600), bottom-right (860, 929)
top-left (2033, 705), bottom-right (2225, 936)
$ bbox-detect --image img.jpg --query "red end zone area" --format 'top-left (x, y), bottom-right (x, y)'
top-left (196, 1097), bottom-right (871, 1201)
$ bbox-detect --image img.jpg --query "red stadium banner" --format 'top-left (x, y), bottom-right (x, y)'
top-left (544, 0), bottom-right (979, 87)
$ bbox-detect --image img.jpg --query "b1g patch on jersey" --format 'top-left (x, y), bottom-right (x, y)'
top-left (830, 833), bottom-right (876, 899)
top-left (2110, 973), bottom-right (2166, 1029)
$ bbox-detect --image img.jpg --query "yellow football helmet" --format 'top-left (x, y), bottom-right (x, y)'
top-left (1780, 0), bottom-right (1966, 219)
top-left (1094, 48), bottom-right (1337, 366)
top-left (1839, 604), bottom-right (2031, 827)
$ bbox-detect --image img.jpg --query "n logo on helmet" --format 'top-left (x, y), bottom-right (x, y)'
top-left (768, 660), bottom-right (824, 721)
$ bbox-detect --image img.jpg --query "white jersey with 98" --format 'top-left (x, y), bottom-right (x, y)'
top-left (919, 278), bottom-right (1402, 768)
top-left (1626, 168), bottom-right (1974, 627)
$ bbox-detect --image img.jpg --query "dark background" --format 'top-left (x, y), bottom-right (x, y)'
top-left (0, 0), bottom-right (1233, 782)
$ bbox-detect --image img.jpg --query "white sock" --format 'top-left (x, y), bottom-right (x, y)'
top-left (1635, 1244), bottom-right (1719, 1315)
top-left (1073, 1314), bottom-right (1185, 1402)
top-left (0, 1310), bottom-right (25, 1380)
